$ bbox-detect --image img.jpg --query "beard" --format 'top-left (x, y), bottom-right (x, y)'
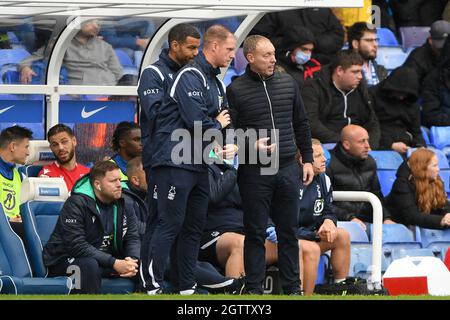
top-left (361, 50), bottom-right (376, 61)
top-left (57, 149), bottom-right (75, 165)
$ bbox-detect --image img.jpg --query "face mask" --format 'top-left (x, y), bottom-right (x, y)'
top-left (294, 50), bottom-right (311, 65)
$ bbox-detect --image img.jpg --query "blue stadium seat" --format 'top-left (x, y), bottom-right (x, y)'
top-left (399, 26), bottom-right (430, 51)
top-left (391, 248), bottom-right (434, 261)
top-left (115, 49), bottom-right (134, 67)
top-left (0, 48), bottom-right (30, 67)
top-left (421, 126), bottom-right (431, 145)
top-left (322, 143), bottom-right (336, 150)
top-left (369, 150), bottom-right (403, 170)
top-left (337, 221), bottom-right (369, 243)
top-left (377, 28), bottom-right (399, 46)
top-left (419, 227), bottom-right (450, 248)
top-left (18, 165), bottom-right (43, 178)
top-left (0, 205), bottom-right (72, 294)
top-left (223, 68), bottom-right (239, 86)
top-left (323, 147), bottom-right (331, 166)
top-left (440, 169), bottom-right (450, 198)
top-left (348, 246), bottom-right (386, 279)
top-left (430, 126), bottom-right (450, 150)
top-left (233, 48), bottom-right (248, 74)
top-left (20, 197), bottom-right (135, 293)
top-left (377, 170), bottom-right (397, 196)
top-left (376, 46), bottom-right (408, 71)
top-left (315, 255), bottom-right (328, 285)
top-left (406, 147), bottom-right (449, 169)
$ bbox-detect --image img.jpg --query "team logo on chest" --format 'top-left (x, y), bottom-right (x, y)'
top-left (299, 188), bottom-right (304, 200)
top-left (153, 185), bottom-right (158, 199)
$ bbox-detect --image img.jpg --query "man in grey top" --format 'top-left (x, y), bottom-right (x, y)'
top-left (19, 20), bottom-right (123, 86)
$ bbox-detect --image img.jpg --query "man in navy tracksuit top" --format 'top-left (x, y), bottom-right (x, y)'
top-left (140, 25), bottom-right (237, 294)
top-left (227, 35), bottom-right (314, 294)
top-left (137, 24), bottom-right (201, 292)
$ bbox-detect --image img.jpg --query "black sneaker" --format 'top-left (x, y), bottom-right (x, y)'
top-left (240, 286), bottom-right (264, 295)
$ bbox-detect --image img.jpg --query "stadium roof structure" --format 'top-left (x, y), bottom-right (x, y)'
top-left (0, 0), bottom-right (362, 19)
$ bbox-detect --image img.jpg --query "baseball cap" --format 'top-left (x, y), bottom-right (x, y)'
top-left (430, 20), bottom-right (450, 49)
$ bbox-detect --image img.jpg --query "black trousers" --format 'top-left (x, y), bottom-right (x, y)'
top-left (140, 166), bottom-right (209, 292)
top-left (48, 257), bottom-right (120, 294)
top-left (238, 163), bottom-right (302, 294)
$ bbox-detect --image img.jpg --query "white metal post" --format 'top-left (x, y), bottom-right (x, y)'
top-left (332, 191), bottom-right (383, 289)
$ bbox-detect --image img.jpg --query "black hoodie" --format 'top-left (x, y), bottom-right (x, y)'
top-left (370, 66), bottom-right (425, 150)
top-left (386, 161), bottom-right (450, 229)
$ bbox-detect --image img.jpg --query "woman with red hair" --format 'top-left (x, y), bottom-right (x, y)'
top-left (386, 148), bottom-right (450, 229)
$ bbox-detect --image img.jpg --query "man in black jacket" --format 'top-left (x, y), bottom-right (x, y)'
top-left (250, 8), bottom-right (344, 61)
top-left (404, 20), bottom-right (450, 89)
top-left (301, 50), bottom-right (380, 148)
top-left (227, 35), bottom-right (314, 295)
top-left (43, 161), bottom-right (140, 294)
top-left (325, 125), bottom-right (395, 229)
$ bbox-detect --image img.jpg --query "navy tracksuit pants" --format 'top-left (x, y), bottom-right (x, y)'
top-left (140, 166), bottom-right (209, 292)
top-left (238, 162), bottom-right (302, 294)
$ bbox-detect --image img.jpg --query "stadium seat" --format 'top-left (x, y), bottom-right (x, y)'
top-left (439, 169), bottom-right (450, 198)
top-left (18, 165), bottom-right (43, 178)
top-left (348, 246), bottom-right (386, 279)
top-left (376, 46), bottom-right (408, 71)
top-left (233, 48), bottom-right (247, 74)
top-left (223, 68), bottom-right (239, 86)
top-left (337, 221), bottom-right (369, 243)
top-left (430, 126), bottom-right (450, 150)
top-left (399, 26), bottom-right (430, 51)
top-left (377, 170), bottom-right (397, 196)
top-left (19, 178), bottom-right (135, 294)
top-left (391, 247), bottom-right (434, 261)
top-left (323, 147), bottom-right (330, 166)
top-left (406, 147), bottom-right (449, 169)
top-left (24, 140), bottom-right (55, 165)
top-left (322, 143), bottom-right (336, 150)
top-left (0, 48), bottom-right (30, 68)
top-left (377, 28), bottom-right (399, 47)
top-left (419, 227), bottom-right (450, 248)
top-left (0, 204), bottom-right (72, 294)
top-left (420, 126), bottom-right (431, 145)
top-left (315, 255), bottom-right (328, 285)
top-left (369, 150), bottom-right (403, 170)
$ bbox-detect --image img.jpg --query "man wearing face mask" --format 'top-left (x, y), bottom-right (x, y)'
top-left (277, 27), bottom-right (329, 88)
top-left (370, 66), bottom-right (425, 154)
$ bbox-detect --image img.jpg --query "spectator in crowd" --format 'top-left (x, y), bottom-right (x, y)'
top-left (110, 121), bottom-right (142, 180)
top-left (390, 0), bottom-right (447, 29)
top-left (421, 37), bottom-right (450, 127)
top-left (125, 156), bottom-right (245, 294)
top-left (386, 148), bottom-right (450, 229)
top-left (301, 50), bottom-right (380, 148)
top-left (404, 20), bottom-right (450, 87)
top-left (38, 124), bottom-right (90, 191)
top-left (0, 126), bottom-right (32, 238)
top-left (250, 8), bottom-right (344, 60)
top-left (227, 35), bottom-right (314, 295)
top-left (43, 161), bottom-right (140, 294)
top-left (19, 19), bottom-right (123, 85)
top-left (266, 139), bottom-right (350, 295)
top-left (370, 66), bottom-right (425, 154)
top-left (276, 27), bottom-right (328, 89)
top-left (326, 125), bottom-right (395, 228)
top-left (142, 25), bottom-right (235, 295)
top-left (348, 22), bottom-right (387, 87)
top-left (100, 18), bottom-right (155, 53)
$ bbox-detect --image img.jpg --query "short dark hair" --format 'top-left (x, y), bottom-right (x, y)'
top-left (111, 121), bottom-right (140, 153)
top-left (126, 156), bottom-right (142, 177)
top-left (332, 50), bottom-right (364, 71)
top-left (47, 124), bottom-right (74, 141)
top-left (89, 160), bottom-right (120, 185)
top-left (168, 23), bottom-right (201, 44)
top-left (347, 22), bottom-right (377, 50)
top-left (0, 125), bottom-right (33, 149)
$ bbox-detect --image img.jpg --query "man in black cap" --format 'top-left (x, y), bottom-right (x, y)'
top-left (276, 27), bottom-right (329, 89)
top-left (404, 20), bottom-right (450, 88)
